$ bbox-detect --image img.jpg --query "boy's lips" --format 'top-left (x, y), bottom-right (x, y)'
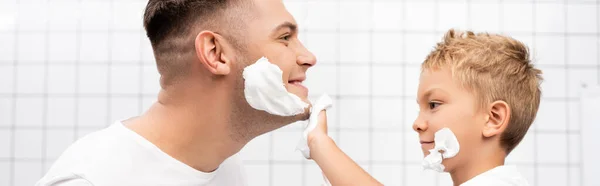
top-left (420, 140), bottom-right (434, 149)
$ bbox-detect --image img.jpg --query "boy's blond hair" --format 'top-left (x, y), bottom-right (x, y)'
top-left (422, 29), bottom-right (543, 154)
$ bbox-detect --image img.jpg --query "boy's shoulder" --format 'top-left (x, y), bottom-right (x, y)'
top-left (460, 165), bottom-right (530, 186)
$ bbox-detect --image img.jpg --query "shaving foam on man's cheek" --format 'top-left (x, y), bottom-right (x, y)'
top-left (422, 127), bottom-right (460, 172)
top-left (242, 57), bottom-right (309, 116)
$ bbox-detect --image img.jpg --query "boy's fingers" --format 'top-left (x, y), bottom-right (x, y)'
top-left (318, 110), bottom-right (328, 133)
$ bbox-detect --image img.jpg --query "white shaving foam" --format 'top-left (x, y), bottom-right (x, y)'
top-left (242, 57), bottom-right (309, 116)
top-left (296, 94), bottom-right (333, 159)
top-left (422, 127), bottom-right (461, 172)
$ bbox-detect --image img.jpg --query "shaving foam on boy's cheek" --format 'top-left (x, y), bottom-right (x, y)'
top-left (242, 57), bottom-right (309, 116)
top-left (422, 128), bottom-right (460, 172)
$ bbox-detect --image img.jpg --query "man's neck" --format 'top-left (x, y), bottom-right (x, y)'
top-left (450, 148), bottom-right (506, 186)
top-left (124, 89), bottom-right (247, 173)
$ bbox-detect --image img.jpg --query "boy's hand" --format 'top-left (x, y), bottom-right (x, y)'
top-left (307, 110), bottom-right (331, 150)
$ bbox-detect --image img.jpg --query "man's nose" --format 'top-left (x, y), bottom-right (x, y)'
top-left (296, 42), bottom-right (317, 67)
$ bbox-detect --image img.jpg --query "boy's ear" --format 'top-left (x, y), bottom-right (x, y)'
top-left (483, 101), bottom-right (511, 138)
top-left (195, 31), bottom-right (231, 75)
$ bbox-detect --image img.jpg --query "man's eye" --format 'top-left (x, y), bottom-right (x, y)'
top-left (429, 102), bottom-right (441, 109)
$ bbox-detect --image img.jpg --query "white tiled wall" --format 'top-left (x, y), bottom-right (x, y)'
top-left (0, 0), bottom-right (598, 186)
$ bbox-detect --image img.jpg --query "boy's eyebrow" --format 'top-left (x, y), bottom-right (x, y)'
top-left (417, 88), bottom-right (444, 104)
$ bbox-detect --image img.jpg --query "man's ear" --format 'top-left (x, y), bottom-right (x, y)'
top-left (195, 31), bottom-right (231, 75)
top-left (483, 100), bottom-right (511, 138)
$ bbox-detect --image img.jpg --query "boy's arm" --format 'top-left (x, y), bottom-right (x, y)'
top-left (308, 111), bottom-right (383, 186)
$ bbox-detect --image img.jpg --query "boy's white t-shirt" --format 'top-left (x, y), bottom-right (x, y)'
top-left (36, 122), bottom-right (247, 186)
top-left (460, 165), bottom-right (529, 186)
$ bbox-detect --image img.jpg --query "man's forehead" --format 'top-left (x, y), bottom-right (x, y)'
top-left (250, 0), bottom-right (297, 24)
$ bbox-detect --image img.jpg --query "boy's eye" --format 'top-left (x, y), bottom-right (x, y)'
top-left (428, 102), bottom-right (441, 110)
top-left (281, 35), bottom-right (290, 41)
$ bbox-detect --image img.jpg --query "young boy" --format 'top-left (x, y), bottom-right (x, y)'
top-left (306, 29), bottom-right (542, 186)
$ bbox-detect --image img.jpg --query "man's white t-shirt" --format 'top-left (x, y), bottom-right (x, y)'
top-left (460, 165), bottom-right (529, 186)
top-left (36, 122), bottom-right (247, 186)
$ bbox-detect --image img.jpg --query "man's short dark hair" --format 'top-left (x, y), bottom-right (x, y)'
top-left (143, 0), bottom-right (248, 87)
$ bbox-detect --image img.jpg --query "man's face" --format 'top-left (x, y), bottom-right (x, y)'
top-left (413, 67), bottom-right (486, 172)
top-left (241, 0), bottom-right (317, 104)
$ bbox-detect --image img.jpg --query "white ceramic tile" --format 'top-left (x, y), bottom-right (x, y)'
top-left (0, 98), bottom-right (11, 126)
top-left (142, 96), bottom-right (156, 112)
top-left (405, 2), bottom-right (435, 31)
top-left (17, 33), bottom-right (46, 63)
top-left (305, 1), bottom-right (338, 31)
top-left (404, 99), bottom-right (420, 132)
top-left (516, 165), bottom-right (535, 186)
top-left (339, 33), bottom-right (371, 63)
top-left (48, 1), bottom-right (79, 31)
top-left (46, 97), bottom-right (75, 128)
top-left (14, 161), bottom-right (42, 186)
top-left (16, 65), bottom-right (45, 94)
top-left (17, 2), bottom-right (47, 31)
top-left (109, 97), bottom-right (140, 122)
top-left (372, 2), bottom-right (402, 31)
top-left (0, 161), bottom-right (8, 186)
top-left (437, 2), bottom-right (468, 31)
top-left (47, 65), bottom-right (76, 94)
top-left (372, 66), bottom-right (403, 96)
top-left (45, 129), bottom-right (75, 159)
top-left (48, 33), bottom-right (78, 63)
top-left (534, 100), bottom-right (567, 131)
top-left (142, 65), bottom-right (161, 94)
top-left (79, 33), bottom-right (109, 63)
top-left (304, 66), bottom-right (338, 96)
top-left (110, 32), bottom-right (142, 63)
top-left (305, 164), bottom-right (327, 186)
top-left (567, 100), bottom-right (580, 132)
top-left (272, 131), bottom-right (304, 161)
top-left (567, 4), bottom-right (597, 33)
top-left (15, 97), bottom-right (44, 127)
top-left (569, 166), bottom-right (580, 186)
top-left (0, 34), bottom-right (15, 62)
top-left (339, 131), bottom-right (370, 161)
top-left (405, 33), bottom-right (437, 64)
top-left (14, 129), bottom-right (43, 159)
top-left (339, 65), bottom-right (370, 96)
top-left (0, 2), bottom-right (17, 31)
top-left (244, 164), bottom-right (269, 186)
top-left (372, 131), bottom-right (403, 161)
top-left (372, 33), bottom-right (403, 63)
top-left (110, 65), bottom-right (141, 94)
top-left (567, 36), bottom-right (597, 65)
top-left (284, 2), bottom-right (307, 26)
top-left (533, 35), bottom-right (565, 65)
top-left (438, 173), bottom-right (453, 186)
top-left (272, 164), bottom-right (303, 186)
top-left (502, 3), bottom-right (534, 32)
top-left (537, 166), bottom-right (568, 186)
top-left (239, 133), bottom-right (271, 161)
top-left (0, 130), bottom-right (10, 158)
top-left (0, 65), bottom-right (14, 94)
top-left (404, 131), bottom-right (423, 162)
top-left (569, 134), bottom-right (581, 164)
top-left (78, 65), bottom-right (108, 94)
top-left (470, 2), bottom-right (501, 32)
top-left (339, 98), bottom-right (370, 129)
top-left (538, 67), bottom-right (566, 98)
top-left (77, 127), bottom-right (103, 139)
top-left (141, 36), bottom-right (155, 63)
top-left (373, 164), bottom-right (403, 185)
top-left (339, 2), bottom-right (371, 31)
top-left (306, 32), bottom-right (337, 63)
top-left (535, 3), bottom-right (565, 33)
top-left (111, 2), bottom-right (145, 31)
top-left (405, 66), bottom-right (421, 97)
top-left (405, 164), bottom-right (437, 186)
top-left (506, 132), bottom-right (535, 163)
top-left (568, 69), bottom-right (598, 98)
top-left (77, 97), bottom-right (108, 127)
top-left (80, 1), bottom-right (110, 31)
top-left (537, 133), bottom-right (568, 163)
top-left (372, 98), bottom-right (403, 129)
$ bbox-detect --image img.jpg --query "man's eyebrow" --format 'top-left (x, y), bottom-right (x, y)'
top-left (271, 21), bottom-right (297, 36)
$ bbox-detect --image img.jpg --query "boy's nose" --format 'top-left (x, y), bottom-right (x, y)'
top-left (412, 117), bottom-right (428, 132)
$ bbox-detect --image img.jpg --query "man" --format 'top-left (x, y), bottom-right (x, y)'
top-left (36, 0), bottom-right (317, 185)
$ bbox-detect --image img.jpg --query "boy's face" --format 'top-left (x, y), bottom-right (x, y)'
top-left (413, 67), bottom-right (487, 171)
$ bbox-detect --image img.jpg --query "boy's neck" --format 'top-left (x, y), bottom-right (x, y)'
top-left (450, 149), bottom-right (506, 186)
